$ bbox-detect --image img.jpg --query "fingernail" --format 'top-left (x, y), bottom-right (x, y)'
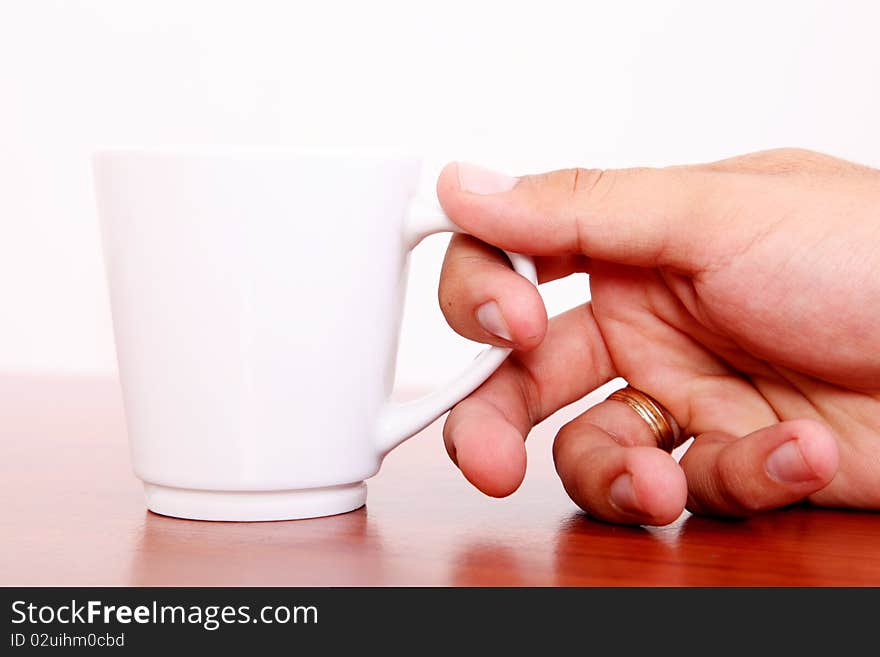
top-left (609, 473), bottom-right (642, 514)
top-left (765, 440), bottom-right (816, 483)
top-left (457, 162), bottom-right (518, 195)
top-left (475, 301), bottom-right (512, 341)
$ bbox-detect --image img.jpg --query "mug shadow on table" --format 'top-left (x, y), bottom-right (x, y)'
top-left (127, 507), bottom-right (388, 586)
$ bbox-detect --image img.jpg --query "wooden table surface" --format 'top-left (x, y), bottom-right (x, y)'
top-left (2, 375), bottom-right (879, 586)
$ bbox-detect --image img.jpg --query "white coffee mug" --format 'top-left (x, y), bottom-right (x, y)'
top-left (93, 148), bottom-right (537, 521)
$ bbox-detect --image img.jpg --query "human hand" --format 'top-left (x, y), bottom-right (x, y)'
top-left (436, 148), bottom-right (880, 525)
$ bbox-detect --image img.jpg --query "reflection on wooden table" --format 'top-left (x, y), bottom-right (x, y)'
top-left (2, 376), bottom-right (878, 586)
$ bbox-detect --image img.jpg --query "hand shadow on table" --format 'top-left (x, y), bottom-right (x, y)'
top-left (552, 505), bottom-right (880, 586)
top-left (449, 541), bottom-right (541, 586)
top-left (449, 512), bottom-right (683, 586)
top-left (126, 506), bottom-right (386, 586)
top-left (549, 512), bottom-right (683, 586)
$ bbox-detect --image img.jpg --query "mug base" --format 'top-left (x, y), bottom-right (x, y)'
top-left (142, 481), bottom-right (367, 521)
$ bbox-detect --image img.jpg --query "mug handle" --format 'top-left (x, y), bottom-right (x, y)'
top-left (375, 197), bottom-right (538, 456)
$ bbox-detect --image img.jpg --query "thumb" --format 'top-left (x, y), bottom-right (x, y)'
top-left (437, 161), bottom-right (738, 271)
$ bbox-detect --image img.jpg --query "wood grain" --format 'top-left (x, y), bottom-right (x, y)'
top-left (2, 375), bottom-right (879, 586)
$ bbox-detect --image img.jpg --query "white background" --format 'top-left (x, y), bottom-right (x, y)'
top-left (1, 0), bottom-right (879, 388)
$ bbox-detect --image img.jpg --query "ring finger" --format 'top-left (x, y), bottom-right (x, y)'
top-left (553, 395), bottom-right (689, 525)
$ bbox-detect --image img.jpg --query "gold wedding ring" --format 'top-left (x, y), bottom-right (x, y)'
top-left (606, 386), bottom-right (680, 452)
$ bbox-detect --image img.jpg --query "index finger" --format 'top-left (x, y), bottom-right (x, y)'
top-left (443, 303), bottom-right (616, 497)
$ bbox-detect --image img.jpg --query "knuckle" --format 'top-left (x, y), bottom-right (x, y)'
top-left (765, 146), bottom-right (820, 160)
top-left (520, 167), bottom-right (614, 200)
top-left (507, 355), bottom-right (543, 428)
top-left (568, 167), bottom-right (619, 255)
top-left (569, 167), bottom-right (624, 211)
top-left (704, 147), bottom-right (849, 177)
top-left (752, 147), bottom-right (826, 174)
top-left (569, 167), bottom-right (607, 195)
